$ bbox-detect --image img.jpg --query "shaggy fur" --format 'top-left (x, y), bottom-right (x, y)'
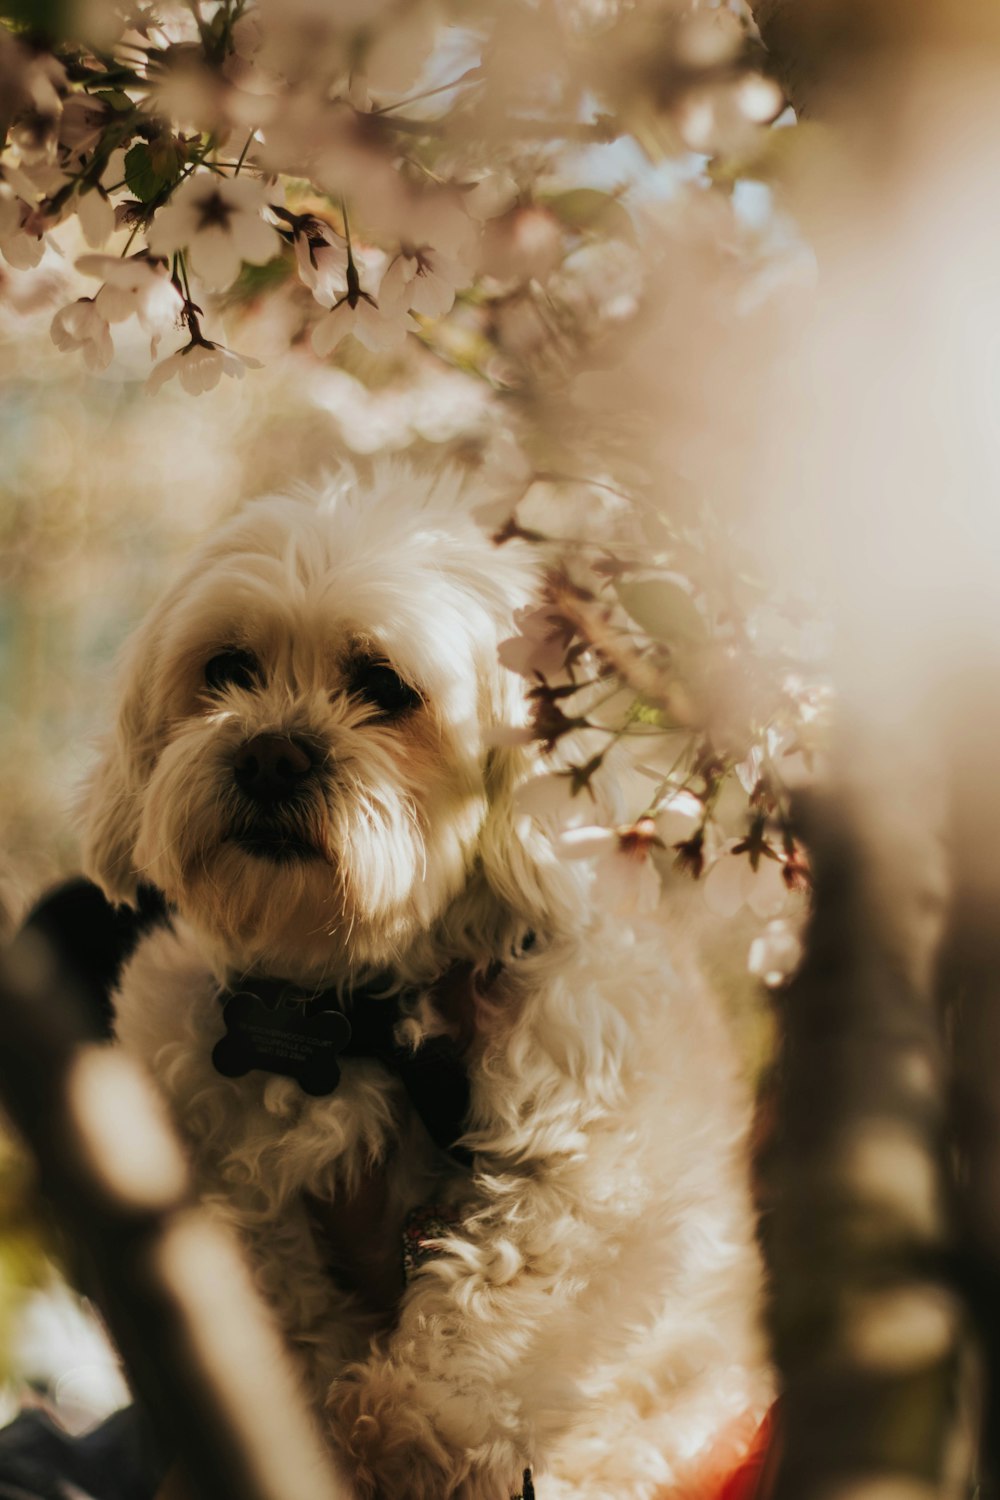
top-left (82, 465), bottom-right (769, 1500)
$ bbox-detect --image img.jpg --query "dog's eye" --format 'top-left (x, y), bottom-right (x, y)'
top-left (204, 648), bottom-right (260, 693)
top-left (350, 662), bottom-right (422, 717)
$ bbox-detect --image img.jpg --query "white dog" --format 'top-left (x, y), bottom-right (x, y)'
top-left (81, 464), bottom-right (769, 1500)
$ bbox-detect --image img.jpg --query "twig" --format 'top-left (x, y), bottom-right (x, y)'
top-left (0, 927), bottom-right (350, 1500)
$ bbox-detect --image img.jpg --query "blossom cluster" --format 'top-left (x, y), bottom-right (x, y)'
top-left (0, 0), bottom-right (813, 981)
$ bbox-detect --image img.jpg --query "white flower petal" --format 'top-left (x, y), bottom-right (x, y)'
top-left (312, 301), bottom-right (353, 357)
top-left (146, 197), bottom-right (195, 257)
top-left (655, 792), bottom-right (703, 844)
top-left (180, 345), bottom-right (223, 394)
top-left (236, 213), bottom-right (281, 266)
top-left (220, 347), bottom-right (262, 378)
top-left (556, 825), bottom-right (616, 860)
top-left (408, 267), bottom-right (455, 319)
top-left (146, 349), bottom-right (185, 393)
top-left (50, 299), bottom-right (111, 362)
top-left (378, 254), bottom-right (417, 316)
top-left (602, 851), bottom-right (661, 917)
top-left (294, 231), bottom-right (347, 307)
top-left (94, 282), bottom-right (137, 322)
top-left (188, 229), bottom-right (243, 290)
top-left (1, 230), bottom-right (45, 269)
top-left (82, 322), bottom-right (114, 370)
top-left (76, 188), bottom-right (114, 248)
top-left (352, 300), bottom-right (412, 352)
top-left (515, 772), bottom-right (592, 828)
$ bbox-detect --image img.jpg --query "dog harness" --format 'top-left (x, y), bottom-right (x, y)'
top-left (212, 969), bottom-right (476, 1164)
top-left (23, 877), bottom-right (485, 1165)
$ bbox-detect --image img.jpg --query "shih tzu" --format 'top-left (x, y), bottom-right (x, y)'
top-left (80, 464), bottom-right (769, 1500)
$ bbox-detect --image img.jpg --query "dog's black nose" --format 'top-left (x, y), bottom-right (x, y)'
top-left (233, 734), bottom-right (315, 804)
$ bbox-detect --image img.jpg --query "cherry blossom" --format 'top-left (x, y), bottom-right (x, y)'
top-left (499, 606), bottom-right (579, 682)
top-left (408, 191), bottom-right (480, 274)
top-left (147, 172), bottom-right (281, 291)
top-left (311, 258), bottom-right (415, 356)
top-left (76, 254), bottom-right (183, 348)
top-left (514, 760), bottom-right (626, 834)
top-left (702, 846), bottom-right (788, 920)
top-left (74, 187), bottom-right (115, 249)
top-left (146, 336), bottom-right (262, 396)
top-left (379, 245), bottom-right (469, 321)
top-left (556, 818), bottom-right (664, 916)
top-left (58, 93), bottom-right (110, 162)
top-left (50, 299), bottom-right (113, 372)
top-left (470, 430), bottom-right (535, 533)
top-left (0, 182), bottom-right (46, 269)
top-left (271, 209), bottom-right (348, 307)
top-left (653, 790), bottom-right (704, 845)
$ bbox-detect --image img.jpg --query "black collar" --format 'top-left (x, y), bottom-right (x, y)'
top-left (212, 973), bottom-right (473, 1166)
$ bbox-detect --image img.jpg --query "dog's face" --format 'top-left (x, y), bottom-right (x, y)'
top-left (82, 469), bottom-right (537, 980)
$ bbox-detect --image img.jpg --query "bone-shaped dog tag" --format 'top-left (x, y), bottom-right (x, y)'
top-left (212, 990), bottom-right (353, 1096)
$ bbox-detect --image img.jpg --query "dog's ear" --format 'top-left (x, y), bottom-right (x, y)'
top-left (79, 630), bottom-right (159, 907)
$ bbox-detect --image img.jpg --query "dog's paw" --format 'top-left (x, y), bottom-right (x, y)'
top-left (329, 1360), bottom-right (525, 1500)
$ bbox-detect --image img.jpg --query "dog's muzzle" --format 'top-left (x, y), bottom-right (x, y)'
top-left (230, 734), bottom-right (324, 861)
top-left (233, 733), bottom-right (315, 805)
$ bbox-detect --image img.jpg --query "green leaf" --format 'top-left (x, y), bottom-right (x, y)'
top-left (93, 89), bottom-right (134, 114)
top-left (615, 578), bottom-right (707, 646)
top-left (124, 140), bottom-right (181, 204)
top-left (543, 188), bottom-right (635, 243)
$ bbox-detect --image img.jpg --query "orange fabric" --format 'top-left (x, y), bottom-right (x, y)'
top-left (710, 1406), bottom-right (777, 1500)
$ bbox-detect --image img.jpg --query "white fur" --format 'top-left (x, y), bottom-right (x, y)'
top-left (83, 463), bottom-right (770, 1500)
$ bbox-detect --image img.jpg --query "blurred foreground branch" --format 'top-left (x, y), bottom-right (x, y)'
top-left (767, 786), bottom-right (964, 1500)
top-left (940, 676), bottom-right (1000, 1499)
top-left (0, 926), bottom-right (350, 1500)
